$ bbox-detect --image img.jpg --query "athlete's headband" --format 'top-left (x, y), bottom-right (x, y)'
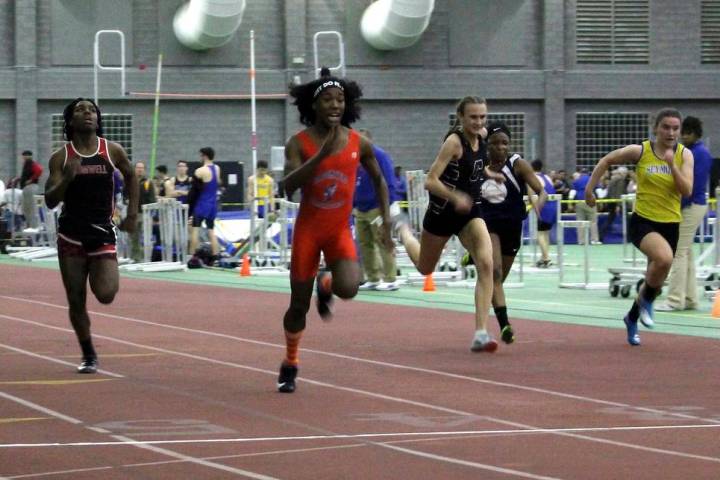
top-left (313, 79), bottom-right (344, 99)
top-left (486, 122), bottom-right (511, 140)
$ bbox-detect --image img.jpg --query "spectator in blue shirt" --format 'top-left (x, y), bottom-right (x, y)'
top-left (657, 116), bottom-right (711, 311)
top-left (573, 169), bottom-right (601, 244)
top-left (531, 159), bottom-right (557, 267)
top-left (354, 129), bottom-right (399, 291)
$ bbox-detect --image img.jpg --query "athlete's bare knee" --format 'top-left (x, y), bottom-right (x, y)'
top-left (471, 250), bottom-right (492, 274)
top-left (652, 254), bottom-right (673, 273)
top-left (333, 282), bottom-right (358, 300)
top-left (283, 300), bottom-right (310, 333)
top-left (67, 297), bottom-right (86, 315)
top-left (492, 264), bottom-right (503, 283)
top-left (417, 263), bottom-right (435, 276)
top-left (283, 306), bottom-right (307, 333)
top-left (95, 290), bottom-right (116, 305)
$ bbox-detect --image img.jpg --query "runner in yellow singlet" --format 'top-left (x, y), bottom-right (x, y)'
top-left (584, 108), bottom-right (694, 346)
top-left (246, 160), bottom-right (275, 218)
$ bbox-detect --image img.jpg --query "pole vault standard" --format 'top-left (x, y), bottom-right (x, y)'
top-left (148, 54), bottom-right (163, 177)
top-left (93, 30), bottom-right (126, 105)
top-left (249, 29), bottom-right (258, 253)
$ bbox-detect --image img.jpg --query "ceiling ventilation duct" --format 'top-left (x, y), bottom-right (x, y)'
top-left (173, 0), bottom-right (246, 50)
top-left (360, 0), bottom-right (434, 50)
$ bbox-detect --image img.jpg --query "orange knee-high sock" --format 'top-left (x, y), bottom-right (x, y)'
top-left (284, 330), bottom-right (303, 366)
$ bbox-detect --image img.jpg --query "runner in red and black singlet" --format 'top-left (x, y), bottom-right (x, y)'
top-left (57, 136), bottom-right (117, 253)
top-left (275, 69), bottom-right (394, 393)
top-left (45, 98), bottom-right (139, 374)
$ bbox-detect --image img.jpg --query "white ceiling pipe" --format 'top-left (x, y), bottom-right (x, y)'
top-left (173, 0), bottom-right (246, 50)
top-left (360, 0), bottom-right (435, 50)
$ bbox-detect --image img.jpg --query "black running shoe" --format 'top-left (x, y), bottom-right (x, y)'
top-left (77, 357), bottom-right (98, 374)
top-left (277, 363), bottom-right (298, 393)
top-left (316, 271), bottom-right (333, 320)
top-left (500, 325), bottom-right (515, 344)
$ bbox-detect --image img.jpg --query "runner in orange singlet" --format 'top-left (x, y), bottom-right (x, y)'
top-left (277, 69), bottom-right (394, 393)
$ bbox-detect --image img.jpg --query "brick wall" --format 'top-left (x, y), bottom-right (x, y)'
top-left (1, 0), bottom-right (718, 181)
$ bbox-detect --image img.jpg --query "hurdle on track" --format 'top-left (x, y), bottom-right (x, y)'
top-left (522, 193), bottom-right (562, 270)
top-left (231, 198), bottom-right (296, 276)
top-left (8, 196), bottom-right (59, 261)
top-left (557, 220), bottom-right (605, 290)
top-left (123, 198), bottom-right (188, 272)
top-left (619, 193), bottom-right (645, 266)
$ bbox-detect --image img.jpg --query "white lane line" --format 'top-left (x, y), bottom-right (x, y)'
top-left (0, 392), bottom-right (278, 479)
top-left (2, 423), bottom-right (719, 448)
top-left (379, 442), bottom-right (563, 480)
top-left (2, 294), bottom-right (717, 424)
top-left (4, 445), bottom-right (363, 479)
top-left (0, 342), bottom-right (124, 378)
top-left (4, 310), bottom-right (720, 467)
top-left (0, 392), bottom-right (83, 425)
top-left (109, 434), bottom-right (278, 480)
top-left (6, 466), bottom-right (114, 479)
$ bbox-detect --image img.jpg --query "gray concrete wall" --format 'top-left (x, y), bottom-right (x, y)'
top-left (0, 101), bottom-right (16, 181)
top-left (1, 0), bottom-right (719, 183)
top-left (0, 0), bottom-right (13, 67)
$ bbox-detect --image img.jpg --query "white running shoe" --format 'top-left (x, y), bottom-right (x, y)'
top-left (637, 297), bottom-right (655, 329)
top-left (375, 281), bottom-right (399, 291)
top-left (470, 332), bottom-right (498, 353)
top-left (358, 281), bottom-right (380, 291)
top-left (654, 302), bottom-right (680, 312)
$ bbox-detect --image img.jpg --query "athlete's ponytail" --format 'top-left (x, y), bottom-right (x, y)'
top-left (444, 96), bottom-right (486, 141)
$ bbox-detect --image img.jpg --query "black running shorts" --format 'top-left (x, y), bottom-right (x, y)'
top-left (422, 203), bottom-right (483, 237)
top-left (485, 218), bottom-right (523, 256)
top-left (628, 213), bottom-right (679, 255)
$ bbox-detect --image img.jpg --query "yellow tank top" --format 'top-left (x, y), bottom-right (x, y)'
top-left (634, 140), bottom-right (684, 223)
top-left (255, 175), bottom-right (272, 206)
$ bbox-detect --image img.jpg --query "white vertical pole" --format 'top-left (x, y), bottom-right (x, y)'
top-left (249, 30), bottom-right (258, 253)
top-left (148, 54), bottom-right (163, 176)
top-left (250, 30), bottom-right (258, 200)
top-left (93, 39), bottom-right (99, 105)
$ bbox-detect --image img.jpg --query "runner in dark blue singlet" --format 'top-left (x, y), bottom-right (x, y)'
top-left (189, 147), bottom-right (221, 258)
top-left (479, 122), bottom-right (546, 344)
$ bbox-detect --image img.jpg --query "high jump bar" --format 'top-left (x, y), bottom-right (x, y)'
top-left (126, 91), bottom-right (287, 99)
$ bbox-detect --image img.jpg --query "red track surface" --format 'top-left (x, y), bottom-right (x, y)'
top-left (1, 263), bottom-right (719, 479)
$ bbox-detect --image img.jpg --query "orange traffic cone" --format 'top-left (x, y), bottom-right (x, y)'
top-left (423, 274), bottom-right (436, 292)
top-left (240, 253), bottom-right (251, 277)
top-left (712, 291), bottom-right (720, 318)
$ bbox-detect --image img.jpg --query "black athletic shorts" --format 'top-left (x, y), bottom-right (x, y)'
top-left (422, 203), bottom-right (483, 237)
top-left (629, 213), bottom-right (679, 255)
top-left (192, 215), bottom-right (215, 229)
top-left (485, 218), bottom-right (523, 256)
top-left (537, 220), bottom-right (553, 232)
top-left (58, 217), bottom-right (116, 252)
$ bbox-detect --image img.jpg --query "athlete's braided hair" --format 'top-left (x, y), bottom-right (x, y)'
top-left (289, 67), bottom-right (362, 127)
top-left (63, 97), bottom-right (104, 141)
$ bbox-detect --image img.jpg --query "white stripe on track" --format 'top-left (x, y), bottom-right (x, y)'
top-left (379, 443), bottom-right (564, 480)
top-left (0, 391), bottom-right (278, 479)
top-left (16, 299), bottom-right (716, 439)
top-left (2, 312), bottom-right (719, 466)
top-left (3, 295), bottom-right (718, 424)
top-left (2, 423), bottom-right (719, 448)
top-left (0, 342), bottom-right (124, 378)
